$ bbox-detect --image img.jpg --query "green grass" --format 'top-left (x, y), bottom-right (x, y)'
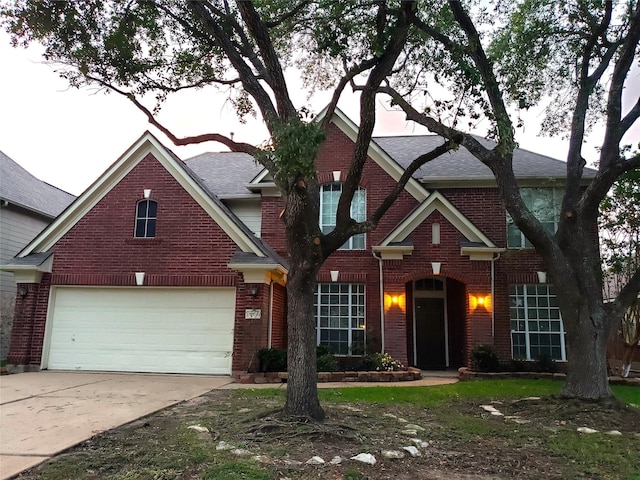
top-left (241, 379), bottom-right (638, 407)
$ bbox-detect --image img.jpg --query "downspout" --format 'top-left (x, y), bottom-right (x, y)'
top-left (267, 281), bottom-right (274, 348)
top-left (372, 251), bottom-right (385, 353)
top-left (490, 253), bottom-right (501, 339)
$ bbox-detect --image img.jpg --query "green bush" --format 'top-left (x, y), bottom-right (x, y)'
top-left (471, 344), bottom-right (500, 372)
top-left (257, 348), bottom-right (287, 372)
top-left (510, 357), bottom-right (527, 372)
top-left (536, 354), bottom-right (558, 373)
top-left (360, 352), bottom-right (404, 371)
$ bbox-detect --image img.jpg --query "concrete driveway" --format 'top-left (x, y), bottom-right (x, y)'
top-left (0, 372), bottom-right (232, 479)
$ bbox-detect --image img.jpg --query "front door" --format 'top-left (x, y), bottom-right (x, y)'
top-left (415, 297), bottom-right (446, 369)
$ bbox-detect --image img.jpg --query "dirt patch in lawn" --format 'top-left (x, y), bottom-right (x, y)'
top-left (16, 389), bottom-right (640, 480)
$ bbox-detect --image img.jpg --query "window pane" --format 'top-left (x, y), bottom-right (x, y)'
top-left (315, 283), bottom-right (366, 356)
top-left (135, 220), bottom-right (146, 237)
top-left (509, 283), bottom-right (565, 361)
top-left (146, 219), bottom-right (156, 237)
top-left (137, 201), bottom-right (148, 217)
top-left (147, 200), bottom-right (157, 217)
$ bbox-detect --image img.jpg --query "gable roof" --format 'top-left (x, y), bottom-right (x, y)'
top-left (374, 135), bottom-right (598, 186)
top-left (0, 150), bottom-right (75, 218)
top-left (17, 132), bottom-right (278, 262)
top-left (378, 191), bottom-right (496, 248)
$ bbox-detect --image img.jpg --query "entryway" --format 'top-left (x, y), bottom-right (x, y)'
top-left (411, 277), bottom-right (467, 370)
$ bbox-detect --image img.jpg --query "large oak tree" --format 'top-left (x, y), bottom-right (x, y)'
top-left (371, 0), bottom-right (640, 399)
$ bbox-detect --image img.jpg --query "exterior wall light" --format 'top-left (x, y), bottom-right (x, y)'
top-left (469, 294), bottom-right (492, 313)
top-left (384, 293), bottom-right (406, 312)
top-left (249, 285), bottom-right (259, 298)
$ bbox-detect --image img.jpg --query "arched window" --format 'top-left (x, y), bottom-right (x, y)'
top-left (319, 183), bottom-right (366, 250)
top-left (134, 200), bottom-right (157, 238)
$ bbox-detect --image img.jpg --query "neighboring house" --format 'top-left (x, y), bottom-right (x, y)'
top-left (2, 108), bottom-right (597, 375)
top-left (0, 151), bottom-right (75, 362)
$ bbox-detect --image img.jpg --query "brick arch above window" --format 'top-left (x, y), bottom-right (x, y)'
top-left (134, 199), bottom-right (157, 238)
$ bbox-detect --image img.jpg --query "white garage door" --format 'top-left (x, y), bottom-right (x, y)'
top-left (45, 287), bottom-right (236, 375)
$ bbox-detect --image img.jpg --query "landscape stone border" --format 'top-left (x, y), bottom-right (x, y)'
top-left (237, 367), bottom-right (423, 384)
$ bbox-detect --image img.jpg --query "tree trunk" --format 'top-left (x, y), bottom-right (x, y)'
top-left (560, 298), bottom-right (613, 400)
top-left (283, 258), bottom-right (324, 420)
top-left (281, 187), bottom-right (325, 421)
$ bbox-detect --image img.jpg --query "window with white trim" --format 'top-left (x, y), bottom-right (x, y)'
top-left (507, 188), bottom-right (563, 248)
top-left (135, 200), bottom-right (157, 238)
top-left (320, 183), bottom-right (366, 250)
top-left (315, 283), bottom-right (366, 355)
top-left (510, 284), bottom-right (566, 360)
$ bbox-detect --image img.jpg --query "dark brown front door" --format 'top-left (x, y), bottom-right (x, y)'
top-left (415, 297), bottom-right (446, 369)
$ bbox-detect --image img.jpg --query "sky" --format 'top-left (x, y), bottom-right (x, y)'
top-left (0, 30), bottom-right (637, 197)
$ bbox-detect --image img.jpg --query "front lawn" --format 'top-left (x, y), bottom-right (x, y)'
top-left (19, 380), bottom-right (640, 480)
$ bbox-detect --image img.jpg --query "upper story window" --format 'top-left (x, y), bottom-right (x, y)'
top-left (135, 200), bottom-right (157, 238)
top-left (320, 183), bottom-right (366, 250)
top-left (507, 188), bottom-right (562, 248)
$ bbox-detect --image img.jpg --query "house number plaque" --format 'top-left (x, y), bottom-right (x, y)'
top-left (245, 309), bottom-right (262, 319)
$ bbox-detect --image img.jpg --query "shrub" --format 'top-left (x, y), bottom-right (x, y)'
top-left (316, 345), bottom-right (339, 372)
top-left (363, 352), bottom-right (404, 372)
top-left (257, 348), bottom-right (287, 372)
top-left (471, 344), bottom-right (500, 372)
top-left (536, 354), bottom-right (557, 373)
top-left (510, 357), bottom-right (527, 372)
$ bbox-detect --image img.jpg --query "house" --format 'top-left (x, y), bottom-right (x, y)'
top-left (2, 108), bottom-right (596, 376)
top-left (0, 151), bottom-right (75, 363)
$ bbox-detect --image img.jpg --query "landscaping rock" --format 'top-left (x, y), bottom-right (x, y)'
top-left (382, 450), bottom-right (405, 459)
top-left (216, 441), bottom-right (234, 451)
top-left (351, 453), bottom-right (377, 465)
top-left (405, 424), bottom-right (425, 432)
top-left (329, 456), bottom-right (345, 465)
top-left (187, 425), bottom-right (208, 433)
top-left (577, 427), bottom-right (598, 434)
top-left (606, 430), bottom-right (622, 436)
top-left (232, 448), bottom-right (252, 456)
top-left (306, 456), bottom-right (325, 465)
top-left (411, 438), bottom-right (430, 448)
top-left (402, 446), bottom-right (421, 457)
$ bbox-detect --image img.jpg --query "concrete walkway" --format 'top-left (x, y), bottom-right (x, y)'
top-left (0, 370), bottom-right (457, 479)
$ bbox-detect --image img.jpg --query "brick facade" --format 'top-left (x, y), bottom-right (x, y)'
top-left (8, 122), bottom-right (555, 375)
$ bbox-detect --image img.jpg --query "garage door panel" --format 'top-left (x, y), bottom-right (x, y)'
top-left (47, 287), bottom-right (236, 375)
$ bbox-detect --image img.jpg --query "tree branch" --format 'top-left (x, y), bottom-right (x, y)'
top-left (264, 1), bottom-right (311, 28)
top-left (236, 1), bottom-right (297, 120)
top-left (188, 1), bottom-right (279, 125)
top-left (333, 1), bottom-right (415, 241)
top-left (85, 75), bottom-right (273, 165)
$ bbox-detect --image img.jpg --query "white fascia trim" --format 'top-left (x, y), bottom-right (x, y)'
top-left (460, 246), bottom-right (506, 261)
top-left (245, 181), bottom-right (281, 197)
top-left (19, 133), bottom-right (264, 257)
top-left (372, 245), bottom-right (414, 260)
top-left (379, 191), bottom-right (496, 248)
top-left (249, 168), bottom-right (272, 185)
